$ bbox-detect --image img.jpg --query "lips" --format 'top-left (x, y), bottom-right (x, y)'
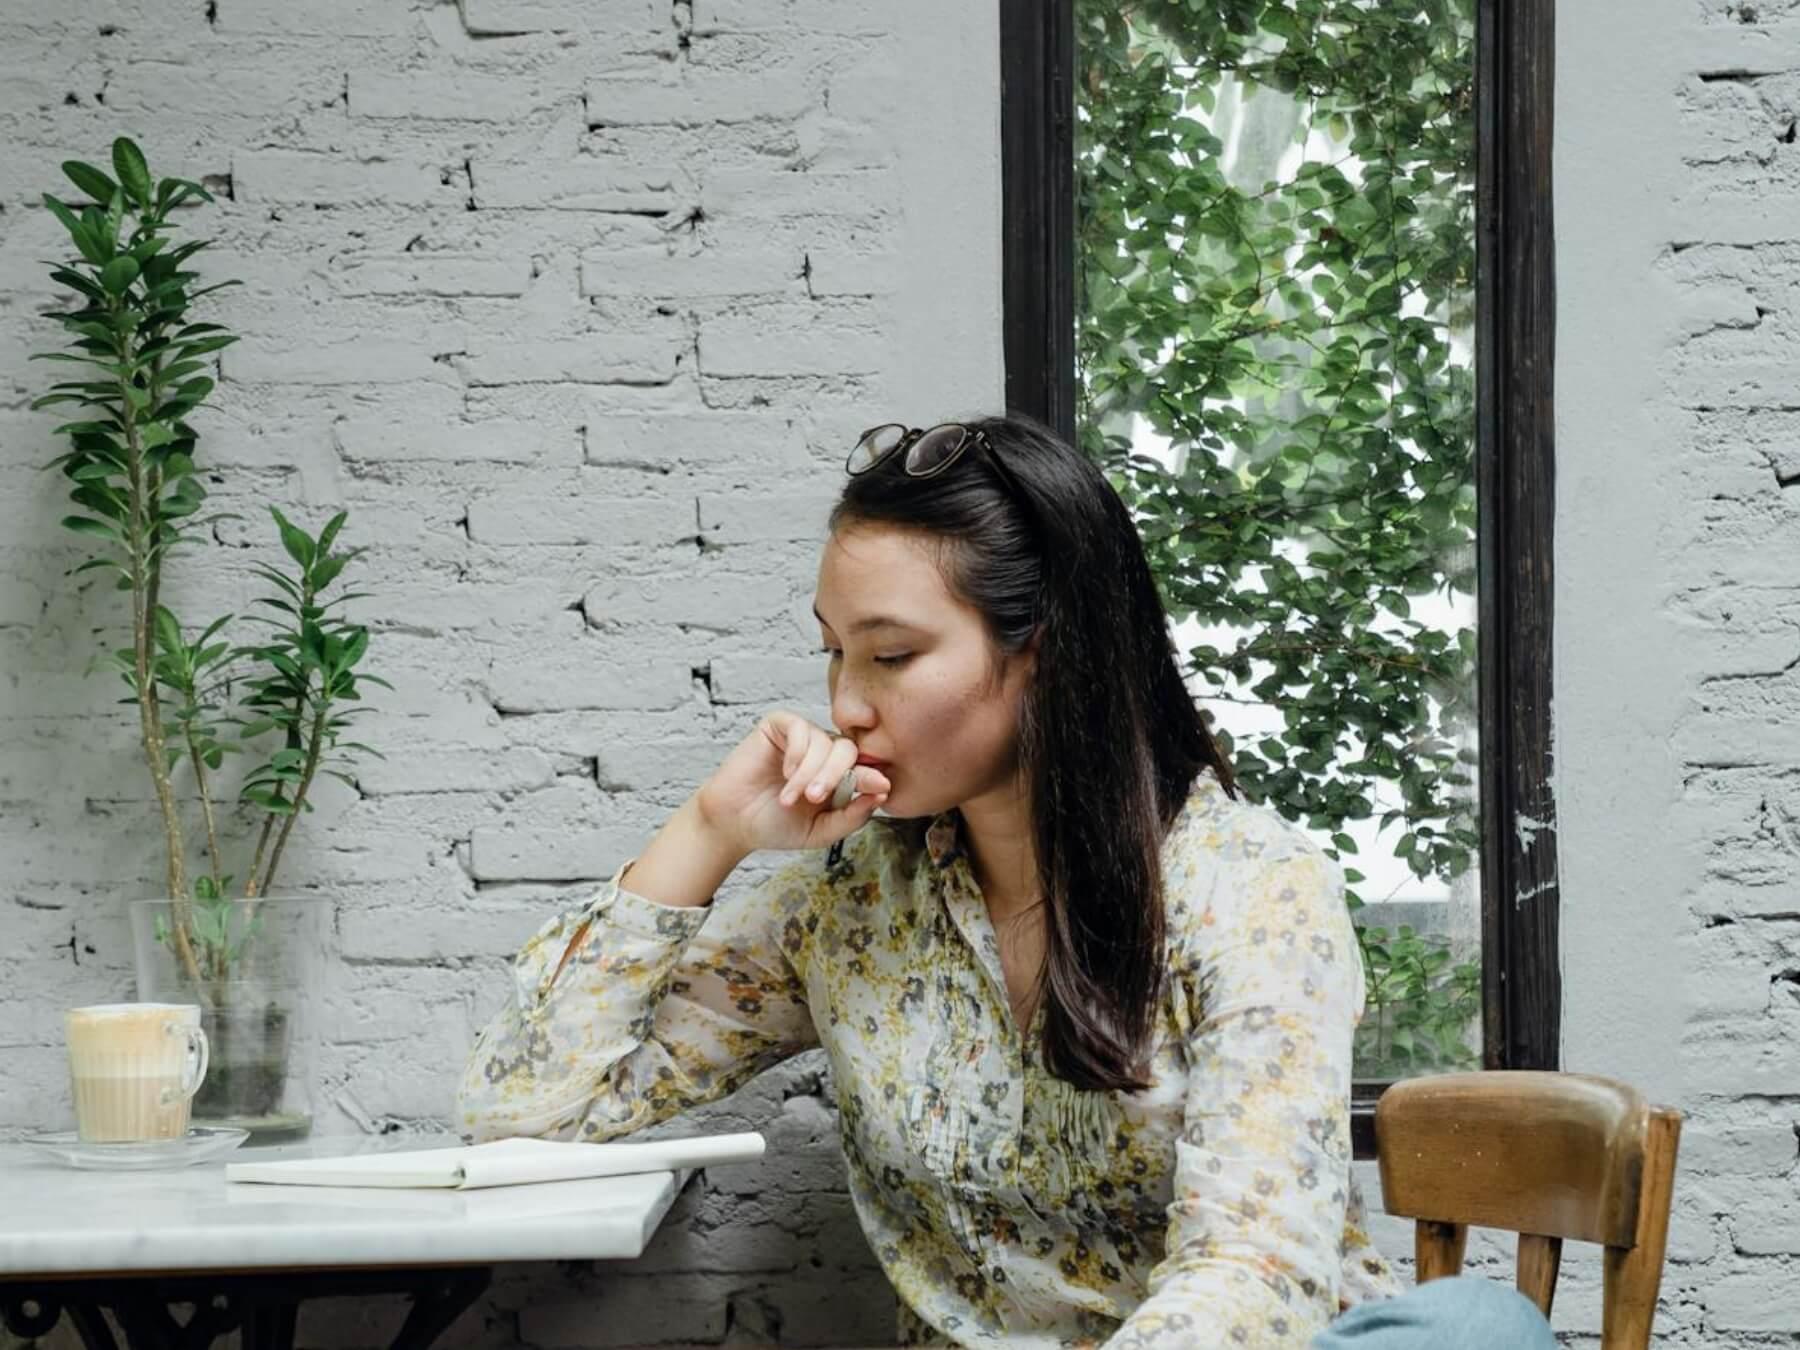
top-left (856, 755), bottom-right (891, 770)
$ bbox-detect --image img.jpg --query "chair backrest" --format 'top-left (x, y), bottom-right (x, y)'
top-left (1374, 1070), bottom-right (1682, 1350)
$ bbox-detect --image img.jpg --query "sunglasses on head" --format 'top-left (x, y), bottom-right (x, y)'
top-left (845, 423), bottom-right (1027, 502)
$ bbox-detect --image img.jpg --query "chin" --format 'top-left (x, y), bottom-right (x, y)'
top-left (875, 788), bottom-right (952, 823)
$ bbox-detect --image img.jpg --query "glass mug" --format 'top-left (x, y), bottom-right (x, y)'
top-left (65, 1003), bottom-right (210, 1143)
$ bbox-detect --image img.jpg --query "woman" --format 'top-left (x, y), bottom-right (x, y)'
top-left (457, 415), bottom-right (1553, 1349)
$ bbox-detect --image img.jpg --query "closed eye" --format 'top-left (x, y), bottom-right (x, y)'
top-left (819, 647), bottom-right (912, 667)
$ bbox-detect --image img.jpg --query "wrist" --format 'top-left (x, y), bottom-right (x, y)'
top-left (624, 795), bottom-right (748, 910)
top-left (677, 792), bottom-right (751, 875)
top-left (689, 784), bottom-right (749, 863)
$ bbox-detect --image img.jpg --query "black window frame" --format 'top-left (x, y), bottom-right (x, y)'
top-left (1000, 0), bottom-right (1560, 1159)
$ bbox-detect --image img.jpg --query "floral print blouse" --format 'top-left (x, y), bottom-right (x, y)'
top-left (457, 773), bottom-right (1400, 1348)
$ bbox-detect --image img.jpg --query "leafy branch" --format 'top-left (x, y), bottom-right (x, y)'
top-left (1076, 0), bottom-right (1478, 893)
top-left (34, 138), bottom-right (385, 1003)
top-left (1075, 3), bottom-right (1481, 1076)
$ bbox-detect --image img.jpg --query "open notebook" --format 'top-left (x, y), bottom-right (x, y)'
top-left (224, 1132), bottom-right (766, 1190)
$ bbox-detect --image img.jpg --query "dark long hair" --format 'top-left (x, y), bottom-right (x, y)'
top-left (831, 413), bottom-right (1236, 1093)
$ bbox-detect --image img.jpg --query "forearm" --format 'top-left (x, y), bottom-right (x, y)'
top-left (549, 794), bottom-right (745, 984)
top-left (459, 816), bottom-right (816, 1145)
top-left (457, 876), bottom-right (715, 1142)
top-left (625, 792), bottom-right (749, 908)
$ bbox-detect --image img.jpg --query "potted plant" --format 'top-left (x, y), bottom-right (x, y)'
top-left (33, 137), bottom-right (386, 1140)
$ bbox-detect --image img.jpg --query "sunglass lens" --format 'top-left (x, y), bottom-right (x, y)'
top-left (906, 425), bottom-right (966, 476)
top-left (849, 424), bottom-right (906, 473)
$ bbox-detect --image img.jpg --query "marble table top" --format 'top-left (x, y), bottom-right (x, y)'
top-left (0, 1134), bottom-right (692, 1278)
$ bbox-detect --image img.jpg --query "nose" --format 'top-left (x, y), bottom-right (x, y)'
top-left (829, 666), bottom-right (877, 735)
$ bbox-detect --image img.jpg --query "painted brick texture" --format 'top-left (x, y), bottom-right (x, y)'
top-left (1554, 0), bottom-right (1800, 1344)
top-left (0, 0), bottom-right (996, 1346)
top-left (27, 2), bottom-right (1799, 1349)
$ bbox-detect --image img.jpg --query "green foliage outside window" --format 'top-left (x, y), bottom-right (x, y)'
top-left (1073, 1), bottom-right (1481, 1075)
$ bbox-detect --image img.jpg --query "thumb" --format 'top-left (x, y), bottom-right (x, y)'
top-left (815, 783), bottom-right (889, 846)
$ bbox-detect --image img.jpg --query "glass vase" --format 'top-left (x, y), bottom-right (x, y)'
top-left (129, 895), bottom-right (328, 1143)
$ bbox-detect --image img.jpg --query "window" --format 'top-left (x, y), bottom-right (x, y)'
top-left (1001, 0), bottom-right (1558, 1156)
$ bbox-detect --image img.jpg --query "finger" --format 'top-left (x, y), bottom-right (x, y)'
top-left (833, 781), bottom-right (890, 826)
top-left (793, 733), bottom-right (845, 804)
top-left (830, 768), bottom-right (857, 811)
top-left (830, 761), bottom-right (889, 811)
top-left (777, 712), bottom-right (810, 780)
top-left (809, 736), bottom-right (861, 805)
top-left (781, 729), bottom-right (836, 806)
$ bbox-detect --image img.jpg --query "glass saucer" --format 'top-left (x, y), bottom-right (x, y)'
top-left (25, 1125), bottom-right (250, 1171)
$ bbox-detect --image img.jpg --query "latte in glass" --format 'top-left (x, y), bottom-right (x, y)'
top-left (65, 1003), bottom-right (210, 1143)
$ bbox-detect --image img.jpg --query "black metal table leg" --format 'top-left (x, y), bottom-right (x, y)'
top-left (67, 1301), bottom-right (123, 1350)
top-left (0, 1267), bottom-right (493, 1350)
top-left (391, 1268), bottom-right (492, 1350)
top-left (108, 1290), bottom-right (240, 1350)
top-left (241, 1297), bottom-right (300, 1350)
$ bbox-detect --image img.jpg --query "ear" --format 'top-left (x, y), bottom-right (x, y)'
top-left (1009, 625), bottom-right (1043, 686)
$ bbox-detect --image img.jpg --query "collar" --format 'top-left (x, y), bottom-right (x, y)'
top-left (924, 810), bottom-right (964, 869)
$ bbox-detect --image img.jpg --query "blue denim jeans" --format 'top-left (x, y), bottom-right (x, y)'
top-left (1313, 1276), bottom-right (1557, 1349)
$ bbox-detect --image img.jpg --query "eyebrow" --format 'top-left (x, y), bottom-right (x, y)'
top-left (812, 605), bottom-right (923, 635)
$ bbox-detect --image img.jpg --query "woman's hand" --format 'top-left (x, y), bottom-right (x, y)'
top-left (696, 711), bottom-right (892, 856)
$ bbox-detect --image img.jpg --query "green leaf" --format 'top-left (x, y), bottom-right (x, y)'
top-left (78, 204), bottom-right (115, 260)
top-left (62, 160), bottom-right (119, 204)
top-left (248, 564), bottom-right (302, 599)
top-left (154, 606), bottom-right (183, 657)
top-left (42, 194), bottom-right (106, 264)
top-left (49, 266), bottom-right (107, 300)
top-left (311, 555), bottom-right (350, 591)
top-left (112, 138), bottom-right (153, 209)
top-left (69, 557), bottom-right (130, 581)
top-left (316, 510), bottom-right (349, 557)
top-left (61, 515), bottom-right (121, 542)
top-left (173, 335), bottom-right (237, 358)
top-left (99, 255), bottom-right (140, 295)
top-left (270, 507), bottom-right (315, 568)
top-left (102, 187), bottom-right (126, 255)
top-left (338, 627), bottom-right (370, 669)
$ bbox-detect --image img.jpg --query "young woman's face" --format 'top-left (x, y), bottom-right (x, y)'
top-left (813, 524), bottom-right (1034, 820)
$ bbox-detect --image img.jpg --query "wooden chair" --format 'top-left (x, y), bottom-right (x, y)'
top-left (1374, 1071), bottom-right (1682, 1349)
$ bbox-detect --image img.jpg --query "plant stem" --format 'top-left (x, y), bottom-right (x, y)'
top-left (121, 366), bottom-right (205, 1001)
top-left (243, 677), bottom-right (308, 903)
top-left (258, 702), bottom-right (329, 897)
top-left (243, 814), bottom-right (277, 899)
top-left (245, 566), bottom-right (321, 904)
top-left (186, 725), bottom-right (225, 895)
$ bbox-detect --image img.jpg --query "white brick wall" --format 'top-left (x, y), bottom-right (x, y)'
top-left (30, 1), bottom-right (1800, 1347)
top-left (1556, 0), bottom-right (1800, 1344)
top-left (0, 0), bottom-right (996, 1346)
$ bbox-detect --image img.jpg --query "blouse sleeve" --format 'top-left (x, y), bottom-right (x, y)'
top-left (1102, 842), bottom-right (1364, 1350)
top-left (455, 856), bottom-right (821, 1144)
